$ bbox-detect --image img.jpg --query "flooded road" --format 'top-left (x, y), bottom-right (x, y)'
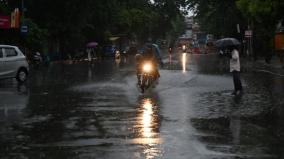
top-left (1, 54), bottom-right (284, 159)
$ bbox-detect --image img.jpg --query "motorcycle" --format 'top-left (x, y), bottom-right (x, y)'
top-left (137, 62), bottom-right (157, 93)
top-left (115, 50), bottom-right (121, 59)
top-left (32, 52), bottom-right (42, 68)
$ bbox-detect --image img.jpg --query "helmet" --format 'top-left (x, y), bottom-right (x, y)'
top-left (135, 54), bottom-right (142, 62)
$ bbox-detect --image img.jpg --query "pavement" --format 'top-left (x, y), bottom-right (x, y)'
top-left (1, 51), bottom-right (284, 159)
top-left (258, 57), bottom-right (284, 69)
top-left (243, 56), bottom-right (284, 77)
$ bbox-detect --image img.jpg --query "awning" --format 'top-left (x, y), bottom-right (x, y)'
top-left (109, 37), bottom-right (120, 41)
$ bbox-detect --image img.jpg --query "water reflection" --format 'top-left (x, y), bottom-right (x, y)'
top-left (88, 64), bottom-right (94, 82)
top-left (115, 58), bottom-right (121, 68)
top-left (114, 55), bottom-right (128, 69)
top-left (182, 53), bottom-right (187, 73)
top-left (0, 82), bottom-right (29, 158)
top-left (0, 82), bottom-right (29, 118)
top-left (230, 95), bottom-right (242, 146)
top-left (142, 98), bottom-right (155, 138)
top-left (136, 97), bottom-right (162, 159)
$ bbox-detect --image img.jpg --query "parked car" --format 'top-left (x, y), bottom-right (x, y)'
top-left (0, 45), bottom-right (29, 83)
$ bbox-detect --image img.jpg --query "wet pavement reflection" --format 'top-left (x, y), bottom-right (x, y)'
top-left (0, 60), bottom-right (164, 159)
top-left (1, 54), bottom-right (284, 158)
top-left (136, 97), bottom-right (162, 158)
top-left (189, 54), bottom-right (284, 158)
top-left (182, 53), bottom-right (187, 73)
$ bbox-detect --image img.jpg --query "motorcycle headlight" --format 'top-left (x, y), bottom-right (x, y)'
top-left (143, 63), bottom-right (152, 73)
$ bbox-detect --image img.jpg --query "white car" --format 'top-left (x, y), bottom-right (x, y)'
top-left (0, 45), bottom-right (29, 83)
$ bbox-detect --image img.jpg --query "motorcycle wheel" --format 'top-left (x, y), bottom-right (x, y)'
top-left (145, 77), bottom-right (152, 89)
top-left (141, 87), bottom-right (145, 93)
top-left (140, 76), bottom-right (145, 93)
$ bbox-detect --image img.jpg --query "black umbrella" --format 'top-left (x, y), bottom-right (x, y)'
top-left (215, 38), bottom-right (240, 48)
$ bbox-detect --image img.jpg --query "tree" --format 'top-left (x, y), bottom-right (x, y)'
top-left (188, 0), bottom-right (245, 38)
top-left (19, 0), bottom-right (189, 57)
top-left (236, 0), bottom-right (284, 56)
top-left (0, 0), bottom-right (9, 14)
top-left (22, 18), bottom-right (48, 51)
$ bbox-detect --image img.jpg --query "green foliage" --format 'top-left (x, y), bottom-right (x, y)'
top-left (236, 0), bottom-right (284, 24)
top-left (170, 15), bottom-right (186, 38)
top-left (22, 18), bottom-right (48, 51)
top-left (188, 0), bottom-right (245, 38)
top-left (2, 0), bottom-right (188, 57)
top-left (188, 0), bottom-right (284, 56)
top-left (237, 0), bottom-right (281, 18)
top-left (0, 1), bottom-right (9, 14)
top-left (236, 0), bottom-right (284, 55)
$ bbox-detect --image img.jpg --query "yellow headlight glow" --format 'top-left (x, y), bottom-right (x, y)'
top-left (143, 63), bottom-right (152, 73)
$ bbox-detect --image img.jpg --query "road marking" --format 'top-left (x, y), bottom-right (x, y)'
top-left (254, 69), bottom-right (284, 77)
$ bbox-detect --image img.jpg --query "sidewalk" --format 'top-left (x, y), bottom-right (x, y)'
top-left (256, 56), bottom-right (283, 68)
top-left (244, 56), bottom-right (284, 77)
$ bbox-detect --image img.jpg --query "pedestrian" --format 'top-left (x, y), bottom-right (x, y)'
top-left (86, 48), bottom-right (92, 62)
top-left (229, 45), bottom-right (243, 95)
top-left (168, 46), bottom-right (172, 64)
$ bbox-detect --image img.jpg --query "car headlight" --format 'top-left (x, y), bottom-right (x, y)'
top-left (143, 63), bottom-right (152, 73)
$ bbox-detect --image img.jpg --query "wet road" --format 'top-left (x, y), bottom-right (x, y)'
top-left (1, 54), bottom-right (284, 159)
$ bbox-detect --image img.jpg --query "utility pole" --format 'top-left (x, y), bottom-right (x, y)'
top-left (21, 0), bottom-right (25, 19)
top-left (20, 0), bottom-right (28, 35)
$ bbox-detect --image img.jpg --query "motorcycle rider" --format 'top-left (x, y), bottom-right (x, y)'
top-left (135, 53), bottom-right (143, 83)
top-left (135, 44), bottom-right (160, 82)
top-left (32, 51), bottom-right (42, 68)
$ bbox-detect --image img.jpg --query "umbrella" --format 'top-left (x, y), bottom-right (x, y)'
top-left (215, 38), bottom-right (240, 48)
top-left (152, 43), bottom-right (162, 58)
top-left (143, 43), bottom-right (161, 58)
top-left (86, 42), bottom-right (98, 48)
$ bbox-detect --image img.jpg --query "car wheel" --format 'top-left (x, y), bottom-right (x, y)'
top-left (16, 68), bottom-right (28, 83)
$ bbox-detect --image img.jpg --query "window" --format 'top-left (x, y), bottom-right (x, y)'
top-left (4, 48), bottom-right (18, 57)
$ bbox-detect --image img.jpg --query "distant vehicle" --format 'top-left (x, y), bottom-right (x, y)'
top-left (156, 39), bottom-right (167, 48)
top-left (177, 37), bottom-right (192, 53)
top-left (137, 61), bottom-right (159, 93)
top-left (205, 34), bottom-right (216, 54)
top-left (0, 45), bottom-right (29, 83)
top-left (196, 32), bottom-right (207, 45)
top-left (206, 34), bottom-right (214, 45)
top-left (127, 44), bottom-right (138, 55)
top-left (31, 52), bottom-right (42, 68)
top-left (103, 45), bottom-right (116, 57)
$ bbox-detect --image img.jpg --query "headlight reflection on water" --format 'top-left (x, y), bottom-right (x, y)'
top-left (142, 99), bottom-right (154, 138)
top-left (182, 53), bottom-right (187, 73)
top-left (137, 98), bottom-right (162, 159)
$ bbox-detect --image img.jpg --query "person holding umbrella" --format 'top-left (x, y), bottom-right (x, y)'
top-left (86, 42), bottom-right (98, 62)
top-left (215, 38), bottom-right (243, 95)
top-left (229, 45), bottom-right (243, 95)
